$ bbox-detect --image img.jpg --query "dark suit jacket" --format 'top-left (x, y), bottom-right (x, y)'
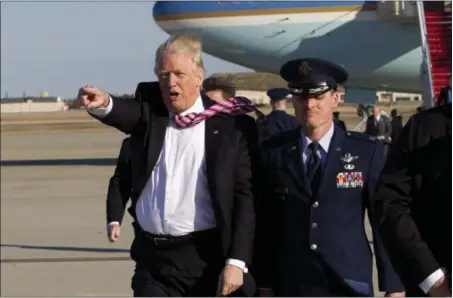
top-left (437, 86), bottom-right (451, 106)
top-left (365, 115), bottom-right (392, 143)
top-left (106, 137), bottom-right (132, 225)
top-left (390, 116), bottom-right (403, 144)
top-left (259, 110), bottom-right (299, 140)
top-left (373, 103), bottom-right (452, 296)
top-left (253, 125), bottom-right (404, 296)
top-left (334, 119), bottom-right (347, 131)
top-left (90, 82), bottom-right (259, 295)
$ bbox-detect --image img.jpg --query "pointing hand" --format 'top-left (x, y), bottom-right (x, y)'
top-left (78, 86), bottom-right (109, 109)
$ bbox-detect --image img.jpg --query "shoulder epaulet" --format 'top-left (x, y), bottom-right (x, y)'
top-left (345, 131), bottom-right (377, 143)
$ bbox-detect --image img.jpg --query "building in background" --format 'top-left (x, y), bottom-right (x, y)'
top-left (1, 95), bottom-right (68, 113)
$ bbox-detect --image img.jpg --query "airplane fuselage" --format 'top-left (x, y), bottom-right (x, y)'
top-left (153, 1), bottom-right (424, 98)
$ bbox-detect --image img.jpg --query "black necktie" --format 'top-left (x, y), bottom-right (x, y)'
top-left (306, 142), bottom-right (323, 195)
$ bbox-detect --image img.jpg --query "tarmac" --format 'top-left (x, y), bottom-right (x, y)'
top-left (0, 126), bottom-right (382, 296)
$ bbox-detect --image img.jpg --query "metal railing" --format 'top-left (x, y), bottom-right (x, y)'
top-left (416, 1), bottom-right (435, 108)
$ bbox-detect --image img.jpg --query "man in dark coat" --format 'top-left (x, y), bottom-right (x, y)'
top-left (365, 106), bottom-right (392, 144)
top-left (389, 109), bottom-right (403, 144)
top-left (333, 111), bottom-right (347, 131)
top-left (202, 76), bottom-right (236, 103)
top-left (374, 103), bottom-right (452, 297)
top-left (78, 33), bottom-right (258, 297)
top-left (253, 58), bottom-right (405, 297)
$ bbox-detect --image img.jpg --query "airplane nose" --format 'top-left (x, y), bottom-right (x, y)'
top-left (153, 1), bottom-right (203, 34)
top-left (152, 1), bottom-right (176, 22)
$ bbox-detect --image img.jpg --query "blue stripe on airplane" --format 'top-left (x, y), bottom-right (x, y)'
top-left (153, 1), bottom-right (375, 17)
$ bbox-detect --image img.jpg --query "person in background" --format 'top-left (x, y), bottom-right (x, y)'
top-left (436, 76), bottom-right (451, 106)
top-left (202, 76), bottom-right (236, 103)
top-left (106, 136), bottom-right (134, 243)
top-left (253, 58), bottom-right (404, 297)
top-left (374, 103), bottom-right (452, 297)
top-left (390, 109), bottom-right (403, 144)
top-left (365, 106), bottom-right (392, 144)
top-left (332, 111), bottom-right (346, 130)
top-left (258, 87), bottom-right (299, 140)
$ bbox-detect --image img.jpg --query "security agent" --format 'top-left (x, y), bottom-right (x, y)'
top-left (374, 103), bottom-right (452, 297)
top-left (259, 88), bottom-right (299, 139)
top-left (202, 76), bottom-right (236, 103)
top-left (253, 58), bottom-right (405, 296)
top-left (333, 111), bottom-right (347, 131)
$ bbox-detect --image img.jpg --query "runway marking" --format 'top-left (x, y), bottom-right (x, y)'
top-left (1, 256), bottom-right (131, 264)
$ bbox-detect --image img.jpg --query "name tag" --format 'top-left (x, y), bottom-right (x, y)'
top-left (336, 172), bottom-right (364, 188)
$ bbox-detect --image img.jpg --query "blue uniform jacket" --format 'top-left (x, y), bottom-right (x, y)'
top-left (259, 110), bottom-right (299, 140)
top-left (252, 125), bottom-right (404, 296)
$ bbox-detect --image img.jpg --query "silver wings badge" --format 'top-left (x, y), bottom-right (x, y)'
top-left (341, 153), bottom-right (358, 163)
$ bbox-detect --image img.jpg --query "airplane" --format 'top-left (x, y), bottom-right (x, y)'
top-left (152, 1), bottom-right (450, 106)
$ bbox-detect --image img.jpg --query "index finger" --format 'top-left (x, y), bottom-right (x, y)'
top-left (79, 86), bottom-right (99, 96)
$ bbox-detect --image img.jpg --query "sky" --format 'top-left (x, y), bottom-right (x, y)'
top-left (1, 1), bottom-right (251, 98)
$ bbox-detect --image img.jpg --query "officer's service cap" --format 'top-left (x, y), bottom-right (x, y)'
top-left (280, 58), bottom-right (348, 97)
top-left (267, 88), bottom-right (290, 101)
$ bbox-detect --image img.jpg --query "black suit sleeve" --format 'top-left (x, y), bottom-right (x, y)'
top-left (90, 88), bottom-right (144, 135)
top-left (373, 116), bottom-right (441, 289)
top-left (252, 159), bottom-right (276, 289)
top-left (106, 138), bottom-right (132, 225)
top-left (366, 142), bottom-right (404, 292)
top-left (229, 116), bottom-right (259, 265)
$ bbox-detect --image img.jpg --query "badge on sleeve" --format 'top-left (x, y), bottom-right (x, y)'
top-left (336, 171), bottom-right (364, 188)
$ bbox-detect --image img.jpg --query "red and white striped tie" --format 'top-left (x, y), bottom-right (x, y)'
top-left (174, 96), bottom-right (264, 128)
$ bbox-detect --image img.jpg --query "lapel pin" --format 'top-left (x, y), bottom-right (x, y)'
top-left (213, 130), bottom-right (219, 134)
top-left (291, 146), bottom-right (296, 151)
top-left (336, 147), bottom-right (341, 151)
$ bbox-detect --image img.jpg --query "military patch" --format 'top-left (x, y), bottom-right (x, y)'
top-left (336, 172), bottom-right (364, 188)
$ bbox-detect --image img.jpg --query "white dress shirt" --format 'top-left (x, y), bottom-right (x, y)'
top-left (88, 96), bottom-right (247, 272)
top-left (135, 97), bottom-right (216, 235)
top-left (419, 268), bottom-right (446, 294)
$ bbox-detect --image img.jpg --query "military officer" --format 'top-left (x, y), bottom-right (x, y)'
top-left (253, 58), bottom-right (405, 297)
top-left (259, 88), bottom-right (299, 140)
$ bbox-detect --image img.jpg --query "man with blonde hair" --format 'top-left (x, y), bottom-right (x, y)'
top-left (78, 34), bottom-right (259, 297)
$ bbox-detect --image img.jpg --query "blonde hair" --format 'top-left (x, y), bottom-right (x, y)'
top-left (154, 33), bottom-right (206, 79)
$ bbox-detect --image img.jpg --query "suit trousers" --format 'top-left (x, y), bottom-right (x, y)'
top-left (130, 227), bottom-right (224, 297)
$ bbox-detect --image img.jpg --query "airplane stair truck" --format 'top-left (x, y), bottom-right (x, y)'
top-left (417, 1), bottom-right (452, 107)
top-left (422, 1), bottom-right (452, 106)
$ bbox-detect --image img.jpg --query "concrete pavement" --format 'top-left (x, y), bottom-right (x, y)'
top-left (1, 128), bottom-right (383, 296)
